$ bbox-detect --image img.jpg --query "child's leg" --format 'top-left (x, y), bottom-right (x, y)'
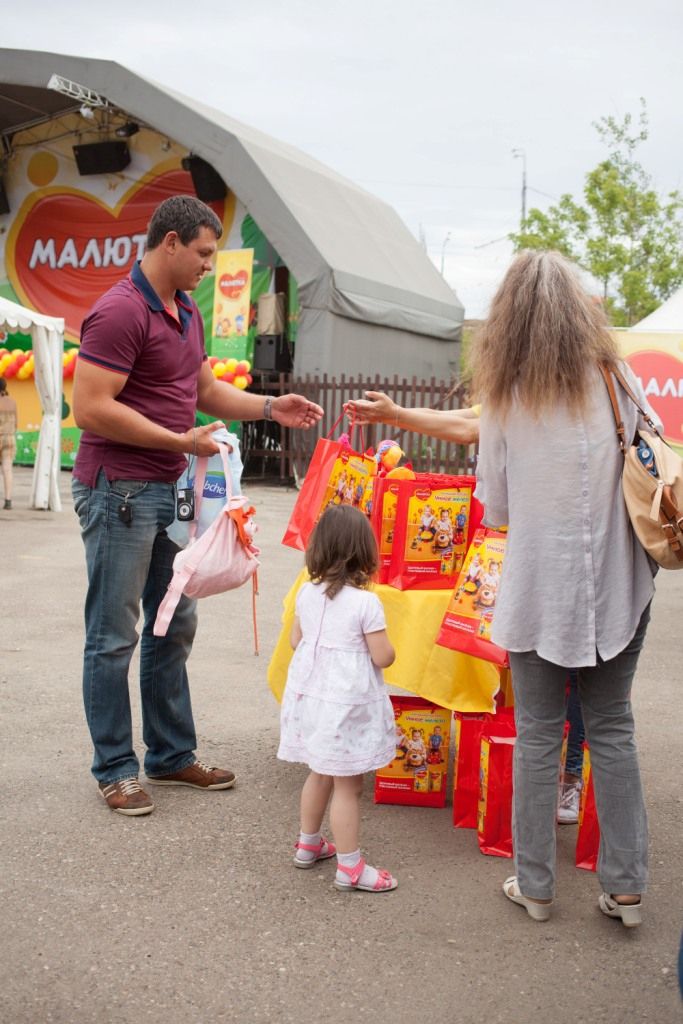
top-left (300, 771), bottom-right (333, 833)
top-left (331, 775), bottom-right (396, 892)
top-left (294, 771), bottom-right (335, 867)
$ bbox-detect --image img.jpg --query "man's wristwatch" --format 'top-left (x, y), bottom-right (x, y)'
top-left (263, 397), bottom-right (273, 421)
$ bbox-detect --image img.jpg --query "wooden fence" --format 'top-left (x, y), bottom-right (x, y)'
top-left (241, 372), bottom-right (476, 482)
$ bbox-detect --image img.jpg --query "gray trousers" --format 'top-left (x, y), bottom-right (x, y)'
top-left (509, 604), bottom-right (650, 900)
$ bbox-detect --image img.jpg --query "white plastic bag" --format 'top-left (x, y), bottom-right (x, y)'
top-left (166, 428), bottom-right (244, 548)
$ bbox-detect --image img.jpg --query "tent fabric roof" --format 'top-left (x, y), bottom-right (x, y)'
top-left (0, 49), bottom-right (463, 341)
top-left (0, 295), bottom-right (65, 334)
top-left (630, 288), bottom-right (683, 332)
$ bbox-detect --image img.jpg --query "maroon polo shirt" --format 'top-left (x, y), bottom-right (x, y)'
top-left (73, 261), bottom-right (207, 486)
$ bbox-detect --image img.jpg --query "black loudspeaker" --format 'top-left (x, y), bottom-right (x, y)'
top-left (253, 335), bottom-right (293, 372)
top-left (0, 181), bottom-right (9, 216)
top-left (73, 141), bottom-right (131, 175)
top-left (181, 155), bottom-right (227, 202)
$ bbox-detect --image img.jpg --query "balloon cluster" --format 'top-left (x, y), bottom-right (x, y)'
top-left (62, 349), bottom-right (78, 380)
top-left (0, 348), bottom-right (35, 380)
top-left (0, 346), bottom-right (79, 381)
top-left (208, 357), bottom-right (253, 390)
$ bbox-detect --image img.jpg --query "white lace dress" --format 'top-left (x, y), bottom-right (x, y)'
top-left (277, 582), bottom-right (396, 776)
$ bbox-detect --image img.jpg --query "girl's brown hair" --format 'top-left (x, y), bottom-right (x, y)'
top-left (470, 250), bottom-right (619, 417)
top-left (306, 504), bottom-right (378, 599)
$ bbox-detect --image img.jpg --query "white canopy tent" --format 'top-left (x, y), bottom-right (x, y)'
top-left (0, 296), bottom-right (65, 511)
top-left (630, 288), bottom-right (683, 331)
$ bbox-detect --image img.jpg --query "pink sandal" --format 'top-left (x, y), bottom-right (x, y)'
top-left (293, 835), bottom-right (337, 869)
top-left (334, 858), bottom-right (398, 893)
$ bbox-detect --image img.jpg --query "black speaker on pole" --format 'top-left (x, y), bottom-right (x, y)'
top-left (181, 155), bottom-right (227, 202)
top-left (0, 181), bottom-right (10, 216)
top-left (73, 141), bottom-right (131, 175)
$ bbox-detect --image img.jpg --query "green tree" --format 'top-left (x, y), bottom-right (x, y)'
top-left (511, 101), bottom-right (683, 325)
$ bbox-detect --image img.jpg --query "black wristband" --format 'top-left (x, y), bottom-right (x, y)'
top-left (263, 397), bottom-right (273, 421)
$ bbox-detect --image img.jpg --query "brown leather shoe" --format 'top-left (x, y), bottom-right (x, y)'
top-left (99, 778), bottom-right (155, 816)
top-left (147, 760), bottom-right (236, 790)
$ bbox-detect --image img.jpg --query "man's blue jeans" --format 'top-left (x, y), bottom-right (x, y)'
top-left (72, 472), bottom-right (198, 784)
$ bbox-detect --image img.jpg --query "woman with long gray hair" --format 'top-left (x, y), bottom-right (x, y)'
top-left (472, 250), bottom-right (659, 927)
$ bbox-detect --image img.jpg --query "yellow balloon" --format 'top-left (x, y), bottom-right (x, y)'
top-left (234, 374), bottom-right (248, 390)
top-left (225, 358), bottom-right (238, 372)
top-left (17, 365), bottom-right (30, 380)
top-left (242, 360), bottom-right (251, 372)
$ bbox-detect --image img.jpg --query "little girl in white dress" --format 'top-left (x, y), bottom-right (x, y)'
top-left (278, 504), bottom-right (398, 893)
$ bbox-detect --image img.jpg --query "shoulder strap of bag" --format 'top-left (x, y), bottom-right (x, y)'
top-left (598, 364), bottom-right (627, 454)
top-left (153, 564), bottom-right (194, 637)
top-left (609, 364), bottom-right (663, 437)
top-left (188, 443), bottom-right (233, 542)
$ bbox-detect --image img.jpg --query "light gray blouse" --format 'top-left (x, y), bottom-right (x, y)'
top-left (474, 362), bottom-right (660, 667)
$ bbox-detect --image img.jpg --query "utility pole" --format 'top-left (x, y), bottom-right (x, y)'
top-left (440, 231), bottom-right (451, 276)
top-left (512, 148), bottom-right (527, 228)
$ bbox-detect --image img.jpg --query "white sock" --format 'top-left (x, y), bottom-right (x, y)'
top-left (296, 830), bottom-right (321, 863)
top-left (336, 849), bottom-right (380, 888)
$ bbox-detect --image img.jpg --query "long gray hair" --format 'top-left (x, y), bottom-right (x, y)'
top-left (471, 250), bottom-right (619, 417)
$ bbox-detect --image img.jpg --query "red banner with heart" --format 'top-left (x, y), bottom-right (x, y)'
top-left (626, 351), bottom-right (683, 446)
top-left (6, 167), bottom-right (226, 341)
top-left (219, 271), bottom-right (248, 299)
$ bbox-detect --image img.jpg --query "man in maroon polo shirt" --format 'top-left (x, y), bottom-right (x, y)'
top-left (72, 195), bottom-right (322, 817)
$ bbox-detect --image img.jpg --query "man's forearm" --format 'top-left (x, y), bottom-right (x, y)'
top-left (198, 380), bottom-right (268, 421)
top-left (74, 395), bottom-right (190, 453)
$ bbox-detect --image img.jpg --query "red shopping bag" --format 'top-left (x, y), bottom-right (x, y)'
top-left (452, 712), bottom-right (487, 828)
top-left (374, 696), bottom-right (451, 808)
top-left (281, 424), bottom-right (376, 551)
top-left (477, 734), bottom-right (516, 858)
top-left (436, 527), bottom-right (509, 666)
top-left (387, 475), bottom-right (482, 591)
top-left (475, 708), bottom-right (516, 856)
top-left (370, 477), bottom-right (401, 583)
top-left (453, 706), bottom-right (515, 829)
top-left (575, 745), bottom-right (599, 872)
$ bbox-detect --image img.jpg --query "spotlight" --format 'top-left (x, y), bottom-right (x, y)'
top-left (79, 105), bottom-right (96, 121)
top-left (115, 121), bottom-right (140, 138)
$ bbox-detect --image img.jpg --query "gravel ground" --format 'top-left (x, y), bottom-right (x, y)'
top-left (1, 465), bottom-right (681, 1024)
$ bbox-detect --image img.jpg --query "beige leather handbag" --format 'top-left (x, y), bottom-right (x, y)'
top-left (601, 364), bottom-right (683, 569)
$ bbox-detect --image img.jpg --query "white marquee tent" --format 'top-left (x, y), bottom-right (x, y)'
top-left (630, 287), bottom-right (683, 331)
top-left (0, 297), bottom-right (64, 511)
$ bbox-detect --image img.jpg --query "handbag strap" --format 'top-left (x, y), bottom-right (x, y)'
top-left (599, 364), bottom-right (627, 454)
top-left (599, 363), bottom-right (665, 453)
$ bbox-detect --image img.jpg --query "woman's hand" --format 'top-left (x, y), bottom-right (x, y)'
top-left (345, 391), bottom-right (399, 426)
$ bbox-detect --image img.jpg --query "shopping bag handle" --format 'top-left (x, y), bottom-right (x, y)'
top-left (326, 410), bottom-right (365, 451)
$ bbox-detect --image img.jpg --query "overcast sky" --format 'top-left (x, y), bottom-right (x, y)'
top-left (4, 0), bottom-right (683, 316)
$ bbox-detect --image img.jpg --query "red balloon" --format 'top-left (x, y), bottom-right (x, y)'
top-left (4, 362), bottom-right (18, 378)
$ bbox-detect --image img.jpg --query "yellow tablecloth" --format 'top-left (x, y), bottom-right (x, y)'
top-left (267, 569), bottom-right (503, 712)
